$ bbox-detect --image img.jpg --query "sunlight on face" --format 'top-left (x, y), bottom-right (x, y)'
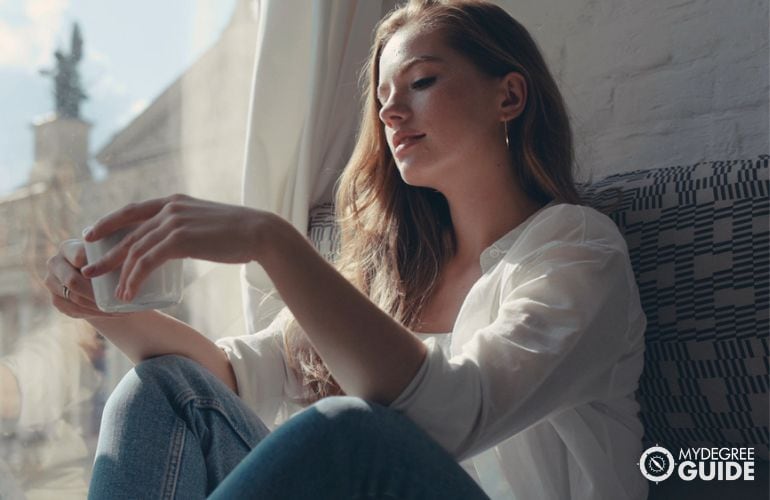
top-left (377, 26), bottom-right (503, 191)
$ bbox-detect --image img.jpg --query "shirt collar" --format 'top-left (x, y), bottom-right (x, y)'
top-left (479, 200), bottom-right (558, 273)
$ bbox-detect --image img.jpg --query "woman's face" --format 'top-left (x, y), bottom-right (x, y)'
top-left (377, 26), bottom-right (505, 191)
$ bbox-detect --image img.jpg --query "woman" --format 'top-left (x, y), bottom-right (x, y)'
top-left (44, 1), bottom-right (648, 498)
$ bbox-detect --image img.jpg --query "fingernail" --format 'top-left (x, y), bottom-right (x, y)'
top-left (84, 226), bottom-right (94, 240)
top-left (82, 265), bottom-right (93, 276)
top-left (115, 286), bottom-right (123, 300)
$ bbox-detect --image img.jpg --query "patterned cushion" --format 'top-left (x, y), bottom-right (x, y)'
top-left (308, 203), bottom-right (340, 263)
top-left (308, 154), bottom-right (770, 460)
top-left (580, 154), bottom-right (769, 460)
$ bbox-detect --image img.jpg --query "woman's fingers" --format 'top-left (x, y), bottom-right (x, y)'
top-left (60, 238), bottom-right (88, 268)
top-left (83, 216), bottom-right (165, 278)
top-left (82, 228), bottom-right (140, 278)
top-left (45, 257), bottom-right (130, 319)
top-left (44, 271), bottom-right (94, 309)
top-left (84, 195), bottom-right (176, 243)
top-left (119, 227), bottom-right (182, 300)
top-left (43, 265), bottom-right (107, 319)
top-left (45, 254), bottom-right (96, 304)
top-left (82, 197), bottom-right (183, 278)
top-left (46, 239), bottom-right (140, 319)
top-left (47, 240), bottom-right (99, 306)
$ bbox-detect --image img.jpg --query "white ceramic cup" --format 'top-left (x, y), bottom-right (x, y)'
top-left (82, 225), bottom-right (184, 313)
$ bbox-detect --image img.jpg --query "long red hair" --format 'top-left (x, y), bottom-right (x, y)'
top-left (283, 0), bottom-right (580, 405)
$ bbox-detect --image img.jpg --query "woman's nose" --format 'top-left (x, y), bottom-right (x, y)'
top-left (378, 95), bottom-right (410, 126)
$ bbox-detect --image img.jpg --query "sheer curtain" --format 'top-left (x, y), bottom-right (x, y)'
top-left (239, 0), bottom-right (390, 331)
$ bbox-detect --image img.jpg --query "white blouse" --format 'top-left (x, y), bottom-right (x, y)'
top-left (216, 201), bottom-right (649, 500)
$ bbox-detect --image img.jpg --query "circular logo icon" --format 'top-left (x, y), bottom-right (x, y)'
top-left (639, 446), bottom-right (675, 483)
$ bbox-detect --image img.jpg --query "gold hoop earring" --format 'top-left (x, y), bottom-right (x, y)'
top-left (504, 120), bottom-right (510, 149)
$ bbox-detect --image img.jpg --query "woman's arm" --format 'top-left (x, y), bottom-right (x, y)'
top-left (255, 214), bottom-right (428, 406)
top-left (86, 310), bottom-right (239, 395)
top-left (80, 195), bottom-right (426, 404)
top-left (45, 238), bottom-right (239, 395)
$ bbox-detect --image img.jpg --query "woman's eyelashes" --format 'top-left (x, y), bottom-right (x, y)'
top-left (378, 77), bottom-right (437, 105)
top-left (411, 76), bottom-right (436, 90)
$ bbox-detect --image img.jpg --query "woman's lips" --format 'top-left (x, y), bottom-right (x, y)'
top-left (394, 134), bottom-right (425, 158)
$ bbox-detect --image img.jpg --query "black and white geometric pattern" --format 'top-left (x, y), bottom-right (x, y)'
top-left (307, 203), bottom-right (339, 263)
top-left (308, 154), bottom-right (770, 460)
top-left (581, 154), bottom-right (769, 460)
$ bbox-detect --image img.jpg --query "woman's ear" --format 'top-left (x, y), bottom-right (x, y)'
top-left (499, 71), bottom-right (527, 121)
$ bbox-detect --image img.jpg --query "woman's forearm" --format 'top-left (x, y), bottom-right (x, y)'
top-left (256, 214), bottom-right (428, 405)
top-left (86, 310), bottom-right (238, 394)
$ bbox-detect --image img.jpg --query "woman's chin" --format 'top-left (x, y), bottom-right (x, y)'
top-left (399, 172), bottom-right (431, 189)
top-left (397, 162), bottom-right (430, 187)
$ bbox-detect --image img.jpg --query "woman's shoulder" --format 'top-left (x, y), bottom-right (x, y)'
top-left (514, 202), bottom-right (627, 256)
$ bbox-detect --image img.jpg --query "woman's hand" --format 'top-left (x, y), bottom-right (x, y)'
top-left (44, 239), bottom-right (135, 320)
top-left (81, 194), bottom-right (271, 302)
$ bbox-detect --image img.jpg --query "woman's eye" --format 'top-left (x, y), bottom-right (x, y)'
top-left (411, 77), bottom-right (436, 90)
top-left (377, 77), bottom-right (436, 105)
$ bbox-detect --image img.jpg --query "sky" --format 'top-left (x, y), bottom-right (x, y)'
top-left (0, 0), bottom-right (237, 197)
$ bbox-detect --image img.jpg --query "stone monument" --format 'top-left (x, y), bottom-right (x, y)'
top-left (29, 23), bottom-right (92, 185)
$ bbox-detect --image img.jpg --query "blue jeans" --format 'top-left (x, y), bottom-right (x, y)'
top-left (89, 354), bottom-right (489, 499)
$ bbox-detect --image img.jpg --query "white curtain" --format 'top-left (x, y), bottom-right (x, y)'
top-left (239, 0), bottom-right (389, 332)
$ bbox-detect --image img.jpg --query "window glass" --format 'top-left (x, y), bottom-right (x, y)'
top-left (0, 1), bottom-right (251, 496)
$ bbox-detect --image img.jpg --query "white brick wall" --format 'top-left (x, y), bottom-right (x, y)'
top-left (499, 0), bottom-right (770, 181)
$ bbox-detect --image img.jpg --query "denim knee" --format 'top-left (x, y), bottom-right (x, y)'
top-left (313, 395), bottom-right (391, 427)
top-left (312, 395), bottom-right (374, 420)
top-left (133, 353), bottom-right (202, 379)
top-left (124, 354), bottom-right (193, 389)
top-left (103, 355), bottom-right (200, 414)
top-left (299, 395), bottom-right (396, 440)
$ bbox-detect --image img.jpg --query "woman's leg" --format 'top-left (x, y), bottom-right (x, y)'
top-left (208, 395), bottom-right (490, 500)
top-left (88, 354), bottom-right (270, 500)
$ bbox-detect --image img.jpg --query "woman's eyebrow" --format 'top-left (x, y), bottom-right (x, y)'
top-left (377, 55), bottom-right (446, 98)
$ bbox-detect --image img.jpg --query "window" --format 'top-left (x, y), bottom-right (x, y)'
top-left (0, 2), bottom-right (251, 496)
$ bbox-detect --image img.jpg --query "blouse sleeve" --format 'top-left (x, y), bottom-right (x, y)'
top-left (215, 307), bottom-right (301, 428)
top-left (388, 240), bottom-right (644, 461)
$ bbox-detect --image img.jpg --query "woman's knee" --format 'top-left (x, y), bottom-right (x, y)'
top-left (302, 395), bottom-right (397, 437)
top-left (312, 395), bottom-right (390, 427)
top-left (306, 396), bottom-right (442, 454)
top-left (253, 396), bottom-right (383, 467)
top-left (134, 353), bottom-right (202, 377)
top-left (104, 355), bottom-right (201, 410)
top-left (312, 395), bottom-right (373, 419)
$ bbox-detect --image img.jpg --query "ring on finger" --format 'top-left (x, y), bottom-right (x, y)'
top-left (62, 284), bottom-right (71, 300)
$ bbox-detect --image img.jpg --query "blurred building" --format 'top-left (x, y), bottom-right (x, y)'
top-left (0, 5), bottom-right (258, 494)
top-left (0, 0), bottom-right (258, 358)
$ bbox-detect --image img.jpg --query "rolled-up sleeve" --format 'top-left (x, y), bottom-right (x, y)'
top-left (215, 307), bottom-right (299, 428)
top-left (388, 241), bottom-right (639, 461)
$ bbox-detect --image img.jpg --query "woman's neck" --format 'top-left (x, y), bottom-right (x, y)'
top-left (444, 179), bottom-right (544, 267)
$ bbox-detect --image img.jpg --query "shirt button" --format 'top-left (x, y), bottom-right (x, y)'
top-left (489, 248), bottom-right (503, 258)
